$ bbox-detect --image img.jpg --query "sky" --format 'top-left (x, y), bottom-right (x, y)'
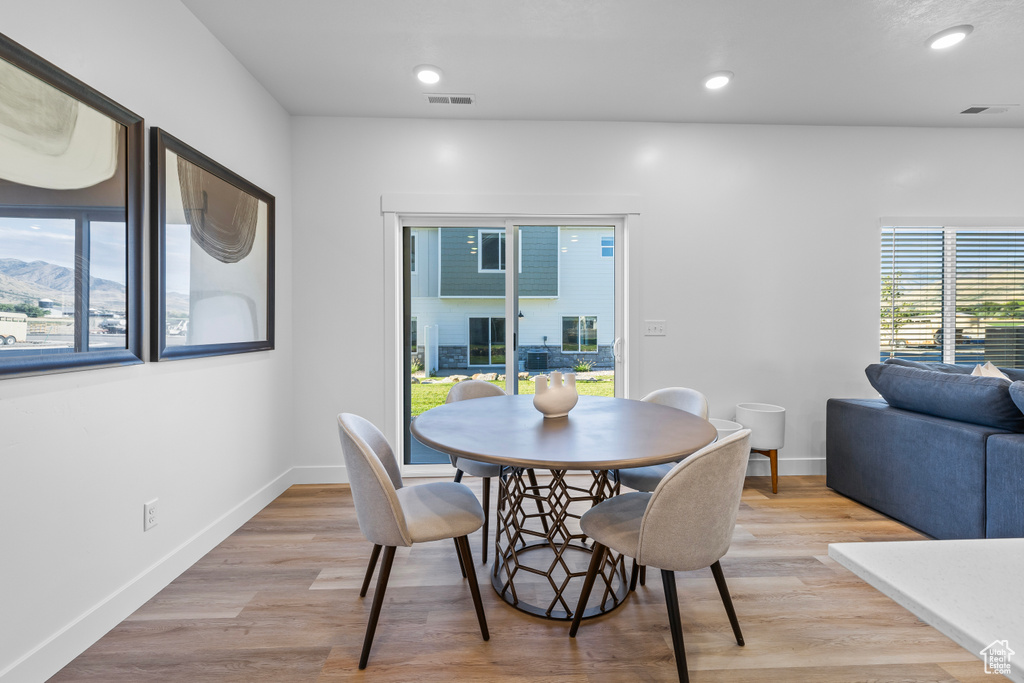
top-left (0, 216), bottom-right (192, 293)
top-left (0, 216), bottom-right (124, 284)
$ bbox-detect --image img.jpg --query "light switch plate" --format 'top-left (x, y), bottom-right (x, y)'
top-left (644, 320), bottom-right (666, 336)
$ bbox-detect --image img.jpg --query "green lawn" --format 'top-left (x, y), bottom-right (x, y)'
top-left (410, 378), bottom-right (614, 417)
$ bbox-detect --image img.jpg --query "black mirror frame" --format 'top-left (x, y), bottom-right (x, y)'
top-left (150, 128), bottom-right (275, 361)
top-left (0, 33), bottom-right (143, 378)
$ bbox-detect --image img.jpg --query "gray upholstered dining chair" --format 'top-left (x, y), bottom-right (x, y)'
top-left (444, 380), bottom-right (549, 561)
top-left (616, 387), bottom-right (711, 587)
top-left (338, 413), bottom-right (489, 669)
top-left (570, 429), bottom-right (752, 683)
top-left (616, 387), bottom-right (710, 493)
top-left (444, 380), bottom-right (506, 563)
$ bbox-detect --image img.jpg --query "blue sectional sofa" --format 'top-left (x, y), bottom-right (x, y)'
top-left (827, 358), bottom-right (1024, 539)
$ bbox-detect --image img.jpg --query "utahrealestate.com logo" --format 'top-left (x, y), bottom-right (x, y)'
top-left (980, 640), bottom-right (1015, 676)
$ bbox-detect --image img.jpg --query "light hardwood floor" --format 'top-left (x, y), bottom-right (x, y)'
top-left (51, 476), bottom-right (1002, 682)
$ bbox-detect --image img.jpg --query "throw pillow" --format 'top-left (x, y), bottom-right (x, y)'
top-left (972, 361), bottom-right (1011, 381)
top-left (999, 366), bottom-right (1024, 382)
top-left (865, 362), bottom-right (1024, 431)
top-left (1009, 382), bottom-right (1024, 417)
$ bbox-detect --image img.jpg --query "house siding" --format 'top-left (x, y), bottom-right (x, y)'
top-left (409, 229), bottom-right (439, 298)
top-left (438, 226), bottom-right (558, 297)
top-left (520, 226), bottom-right (559, 297)
top-left (413, 226), bottom-right (614, 370)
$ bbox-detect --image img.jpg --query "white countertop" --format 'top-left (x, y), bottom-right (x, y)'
top-left (829, 539), bottom-right (1024, 683)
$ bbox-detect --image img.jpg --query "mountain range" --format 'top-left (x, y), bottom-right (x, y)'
top-left (0, 258), bottom-right (188, 313)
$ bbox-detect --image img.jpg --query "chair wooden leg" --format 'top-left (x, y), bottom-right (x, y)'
top-left (455, 535), bottom-right (489, 641)
top-left (661, 569), bottom-right (690, 683)
top-left (629, 558), bottom-right (639, 592)
top-left (454, 538), bottom-right (467, 578)
top-left (569, 542), bottom-right (607, 637)
top-left (526, 468), bottom-right (550, 535)
top-left (710, 561), bottom-right (744, 646)
top-left (640, 564), bottom-right (646, 586)
top-left (481, 477), bottom-right (490, 564)
top-left (359, 544), bottom-right (382, 598)
top-left (359, 545), bottom-right (396, 670)
top-left (454, 469), bottom-right (464, 483)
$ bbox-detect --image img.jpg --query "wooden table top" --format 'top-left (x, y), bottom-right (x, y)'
top-left (411, 395), bottom-right (718, 470)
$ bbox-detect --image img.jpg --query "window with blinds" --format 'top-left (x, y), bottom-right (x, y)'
top-left (881, 227), bottom-right (1024, 367)
top-left (880, 228), bottom-right (944, 358)
top-left (955, 231), bottom-right (1024, 366)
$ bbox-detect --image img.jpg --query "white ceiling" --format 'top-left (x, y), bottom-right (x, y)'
top-left (181, 0), bottom-right (1024, 127)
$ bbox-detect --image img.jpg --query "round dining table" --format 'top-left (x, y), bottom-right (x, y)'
top-left (411, 394), bottom-right (718, 620)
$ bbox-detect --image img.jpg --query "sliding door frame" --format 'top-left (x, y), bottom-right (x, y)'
top-left (383, 194), bottom-right (640, 477)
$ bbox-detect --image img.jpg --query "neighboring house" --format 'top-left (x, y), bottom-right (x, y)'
top-left (411, 226), bottom-right (615, 371)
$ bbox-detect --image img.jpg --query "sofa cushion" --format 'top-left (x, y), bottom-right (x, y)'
top-left (865, 362), bottom-right (1024, 431)
top-left (883, 356), bottom-right (1024, 381)
top-left (882, 357), bottom-right (971, 374)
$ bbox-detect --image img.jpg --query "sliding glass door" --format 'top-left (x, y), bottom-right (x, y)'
top-left (469, 317), bottom-right (505, 366)
top-left (402, 218), bottom-right (624, 467)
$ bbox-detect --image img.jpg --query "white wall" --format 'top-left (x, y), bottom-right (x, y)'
top-left (0, 2), bottom-right (293, 681)
top-left (290, 117), bottom-right (1024, 480)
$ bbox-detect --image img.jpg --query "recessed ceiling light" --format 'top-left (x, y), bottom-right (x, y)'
top-left (704, 71), bottom-right (733, 90)
top-left (927, 25), bottom-right (973, 49)
top-left (414, 64), bottom-right (443, 85)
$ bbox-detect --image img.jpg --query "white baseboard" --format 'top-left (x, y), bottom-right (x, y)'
top-left (290, 460), bottom-right (827, 482)
top-left (289, 464), bottom-right (348, 484)
top-left (746, 455), bottom-right (825, 477)
top-left (1, 470), bottom-right (295, 683)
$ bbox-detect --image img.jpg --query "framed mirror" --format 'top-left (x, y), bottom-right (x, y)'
top-left (0, 32), bottom-right (143, 378)
top-left (151, 128), bottom-right (275, 360)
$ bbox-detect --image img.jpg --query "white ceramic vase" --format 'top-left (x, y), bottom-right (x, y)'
top-left (533, 371), bottom-right (579, 418)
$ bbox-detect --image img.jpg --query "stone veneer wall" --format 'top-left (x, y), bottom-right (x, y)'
top-left (432, 345), bottom-right (613, 371)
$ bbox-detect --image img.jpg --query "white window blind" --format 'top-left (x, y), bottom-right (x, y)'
top-left (881, 226), bottom-right (1024, 368)
top-left (880, 228), bottom-right (944, 357)
top-left (954, 230), bottom-right (1024, 366)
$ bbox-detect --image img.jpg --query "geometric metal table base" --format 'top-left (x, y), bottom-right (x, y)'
top-left (491, 467), bottom-right (629, 620)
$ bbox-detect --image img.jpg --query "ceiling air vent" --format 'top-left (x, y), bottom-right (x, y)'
top-left (961, 104), bottom-right (1018, 115)
top-left (425, 93), bottom-right (476, 105)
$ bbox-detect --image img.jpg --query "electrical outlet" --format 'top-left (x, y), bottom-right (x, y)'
top-left (144, 499), bottom-right (158, 531)
top-left (644, 320), bottom-right (666, 336)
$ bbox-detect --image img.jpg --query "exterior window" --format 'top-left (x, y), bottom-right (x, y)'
top-left (881, 227), bottom-right (1024, 367)
top-left (479, 230), bottom-right (505, 272)
top-left (409, 233), bottom-right (417, 273)
top-left (0, 35), bottom-right (143, 377)
top-left (1, 211), bottom-right (128, 355)
top-left (562, 315), bottom-right (597, 353)
top-left (410, 317), bottom-right (417, 353)
top-left (601, 236), bottom-right (614, 258)
top-left (469, 316), bottom-right (505, 365)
